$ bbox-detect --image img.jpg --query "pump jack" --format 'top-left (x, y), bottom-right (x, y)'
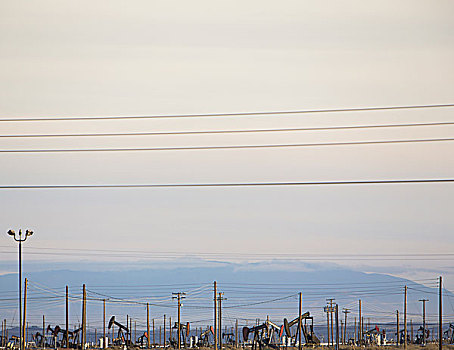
top-left (171, 322), bottom-right (190, 348)
top-left (197, 327), bottom-right (214, 347)
top-left (108, 316), bottom-right (131, 347)
top-left (283, 311), bottom-right (320, 346)
top-left (137, 332), bottom-right (148, 348)
top-left (242, 320), bottom-right (283, 350)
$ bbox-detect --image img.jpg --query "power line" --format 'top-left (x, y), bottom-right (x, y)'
top-left (0, 178), bottom-right (453, 189)
top-left (1, 137), bottom-right (453, 153)
top-left (1, 103), bottom-right (453, 122)
top-left (1, 121), bottom-right (453, 138)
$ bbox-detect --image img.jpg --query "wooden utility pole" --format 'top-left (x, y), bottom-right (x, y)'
top-left (152, 319), bottom-right (155, 345)
top-left (22, 278), bottom-right (27, 350)
top-left (396, 310), bottom-right (400, 346)
top-left (299, 292), bottom-right (303, 350)
top-left (214, 282), bottom-right (217, 350)
top-left (147, 303), bottom-right (150, 349)
top-left (159, 326), bottom-right (161, 346)
top-left (169, 317), bottom-right (172, 344)
top-left (358, 300), bottom-right (362, 345)
top-left (439, 276), bottom-right (442, 350)
top-left (342, 309), bottom-right (350, 344)
top-left (419, 299), bottom-right (428, 345)
top-left (66, 287), bottom-right (69, 348)
top-left (404, 286), bottom-right (407, 350)
top-left (235, 319), bottom-right (238, 348)
top-left (172, 292), bottom-right (186, 349)
top-left (42, 316), bottom-right (45, 349)
top-left (326, 306), bottom-right (330, 346)
top-left (103, 299), bottom-right (106, 349)
top-left (218, 293), bottom-right (227, 349)
top-left (82, 284), bottom-right (86, 350)
top-left (164, 315), bottom-right (166, 347)
top-left (335, 304), bottom-right (339, 350)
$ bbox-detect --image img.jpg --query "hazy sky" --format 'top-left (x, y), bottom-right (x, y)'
top-left (1, 1), bottom-right (453, 287)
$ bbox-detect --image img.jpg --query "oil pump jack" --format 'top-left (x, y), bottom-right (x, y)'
top-left (197, 326), bottom-right (214, 347)
top-left (47, 325), bottom-right (61, 348)
top-left (283, 311), bottom-right (320, 346)
top-left (242, 320), bottom-right (283, 350)
top-left (137, 332), bottom-right (148, 348)
top-left (108, 316), bottom-right (131, 347)
top-left (171, 322), bottom-right (190, 348)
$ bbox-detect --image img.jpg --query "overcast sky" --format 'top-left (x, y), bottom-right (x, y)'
top-left (0, 1), bottom-right (453, 288)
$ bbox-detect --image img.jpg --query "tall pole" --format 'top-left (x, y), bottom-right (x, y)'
top-left (152, 319), bottom-right (155, 345)
top-left (164, 315), bottom-right (166, 347)
top-left (214, 282), bottom-right (217, 350)
top-left (172, 292), bottom-right (186, 350)
top-left (82, 284), bottom-right (86, 350)
top-left (42, 316), bottom-right (45, 349)
top-left (66, 287), bottom-right (70, 348)
top-left (103, 299), bottom-right (106, 349)
top-left (419, 299), bottom-right (428, 346)
top-left (396, 310), bottom-right (399, 346)
top-left (19, 239), bottom-right (22, 350)
top-left (147, 303), bottom-right (150, 349)
top-left (404, 286), bottom-right (407, 350)
top-left (342, 309), bottom-right (350, 344)
top-left (326, 298), bottom-right (335, 346)
top-left (298, 292), bottom-right (302, 350)
top-left (358, 300), bottom-right (362, 345)
top-left (439, 276), bottom-right (442, 350)
top-left (22, 278), bottom-right (27, 350)
top-left (235, 319), bottom-right (238, 348)
top-left (335, 304), bottom-right (339, 350)
top-left (218, 293), bottom-right (226, 349)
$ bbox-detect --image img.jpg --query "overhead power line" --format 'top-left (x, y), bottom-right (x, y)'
top-left (0, 178), bottom-right (452, 189)
top-left (0, 103), bottom-right (453, 122)
top-left (1, 137), bottom-right (453, 153)
top-left (1, 121), bottom-right (453, 138)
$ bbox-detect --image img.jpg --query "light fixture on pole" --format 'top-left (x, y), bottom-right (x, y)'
top-left (8, 229), bottom-right (33, 350)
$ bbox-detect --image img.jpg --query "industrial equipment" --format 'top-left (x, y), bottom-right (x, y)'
top-left (283, 311), bottom-right (320, 346)
top-left (108, 316), bottom-right (131, 347)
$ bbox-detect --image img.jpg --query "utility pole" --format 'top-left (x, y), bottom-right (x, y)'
top-left (299, 292), bottom-right (302, 350)
top-left (396, 310), bottom-right (399, 346)
top-left (103, 299), bottom-right (106, 349)
top-left (42, 316), bottom-right (45, 349)
top-left (169, 317), bottom-right (172, 344)
top-left (342, 309), bottom-right (350, 344)
top-left (404, 286), bottom-right (407, 350)
top-left (214, 282), bottom-right (217, 350)
top-left (326, 306), bottom-right (330, 346)
top-left (358, 300), bottom-right (362, 345)
top-left (82, 284), bottom-right (86, 350)
top-left (152, 319), bottom-right (155, 345)
top-left (235, 319), bottom-right (238, 348)
top-left (439, 276), bottom-right (442, 350)
top-left (335, 304), bottom-right (339, 350)
top-left (172, 292), bottom-right (186, 350)
top-left (326, 298), bottom-right (335, 346)
top-left (22, 278), bottom-right (27, 350)
top-left (147, 303), bottom-right (150, 349)
top-left (419, 299), bottom-right (428, 346)
top-left (164, 315), bottom-right (166, 347)
top-left (67, 287), bottom-right (70, 348)
top-left (218, 293), bottom-right (226, 349)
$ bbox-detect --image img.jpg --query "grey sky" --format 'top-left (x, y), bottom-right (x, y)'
top-left (0, 1), bottom-right (453, 287)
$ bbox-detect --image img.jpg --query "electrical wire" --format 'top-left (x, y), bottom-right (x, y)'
top-left (1, 137), bottom-right (453, 153)
top-left (0, 178), bottom-right (453, 190)
top-left (1, 121), bottom-right (453, 138)
top-left (1, 103), bottom-right (453, 122)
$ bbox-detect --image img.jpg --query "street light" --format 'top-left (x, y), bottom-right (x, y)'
top-left (8, 229), bottom-right (33, 350)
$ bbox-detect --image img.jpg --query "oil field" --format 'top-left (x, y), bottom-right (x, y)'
top-left (1, 2), bottom-right (454, 350)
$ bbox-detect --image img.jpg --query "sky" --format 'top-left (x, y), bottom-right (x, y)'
top-left (0, 1), bottom-right (454, 289)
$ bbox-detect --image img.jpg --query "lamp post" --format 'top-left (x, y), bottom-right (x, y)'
top-left (8, 229), bottom-right (33, 350)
